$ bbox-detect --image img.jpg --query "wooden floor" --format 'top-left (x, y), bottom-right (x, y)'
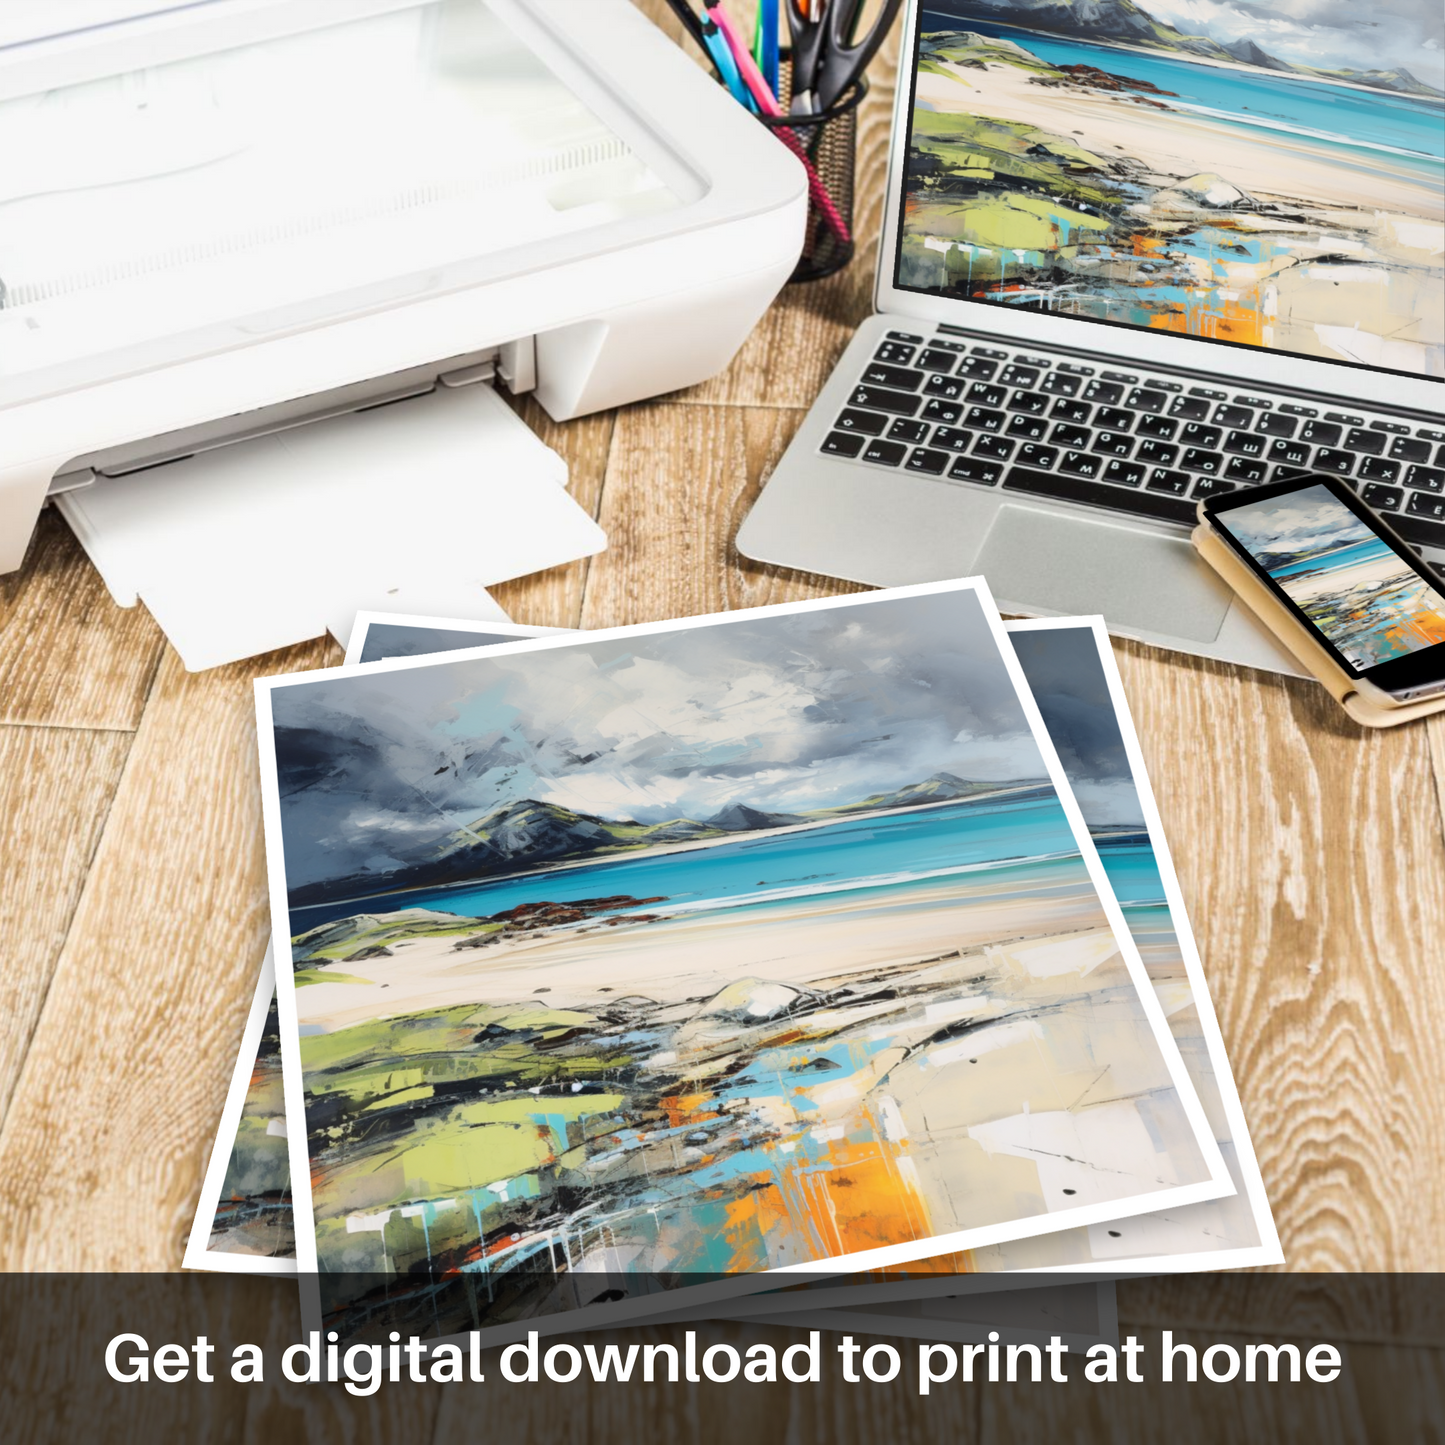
top-left (0, 7), bottom-right (1441, 1440)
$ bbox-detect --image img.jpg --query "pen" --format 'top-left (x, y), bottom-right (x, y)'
top-left (754, 0), bottom-right (780, 99)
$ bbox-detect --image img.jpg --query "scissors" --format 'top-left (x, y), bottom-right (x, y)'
top-left (786, 0), bottom-right (903, 113)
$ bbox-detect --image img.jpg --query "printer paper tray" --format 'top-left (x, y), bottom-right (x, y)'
top-left (57, 383), bottom-right (604, 670)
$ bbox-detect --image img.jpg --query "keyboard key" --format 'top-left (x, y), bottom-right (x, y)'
top-left (1389, 436), bottom-right (1431, 464)
top-left (1234, 394), bottom-right (1272, 410)
top-left (835, 408), bottom-right (889, 435)
top-left (1050, 398), bottom-right (1092, 424)
top-left (1102, 370), bottom-right (1137, 384)
top-left (821, 431), bottom-right (864, 457)
top-left (999, 364), bottom-right (1040, 388)
top-left (1406, 465), bottom-right (1445, 493)
top-left (965, 406), bottom-right (1006, 432)
top-left (1051, 423), bottom-right (1091, 450)
top-left (850, 384), bottom-right (921, 417)
top-left (1344, 428), bottom-right (1385, 456)
top-left (1041, 372), bottom-right (1081, 397)
top-left (1188, 386), bottom-right (1228, 401)
top-left (1359, 456), bottom-right (1400, 483)
top-left (1437, 445), bottom-right (1445, 466)
top-left (1215, 404), bottom-right (1254, 429)
top-left (1192, 477), bottom-right (1236, 499)
top-left (1147, 469), bottom-right (1191, 495)
top-left (933, 339), bottom-right (969, 353)
top-left (1180, 423), bottom-right (1222, 449)
top-left (1407, 491), bottom-right (1445, 521)
top-left (1005, 466), bottom-right (1196, 524)
top-left (967, 382), bottom-right (1008, 407)
top-left (1083, 380), bottom-right (1124, 405)
top-left (906, 447), bottom-right (950, 476)
top-left (923, 374), bottom-right (966, 400)
top-left (1126, 388), bottom-right (1167, 413)
top-left (1393, 513), bottom-right (1445, 550)
top-left (974, 435), bottom-right (1015, 461)
top-left (1136, 440), bottom-right (1179, 467)
top-left (860, 438), bottom-right (907, 467)
top-left (1269, 438), bottom-right (1312, 467)
top-left (1136, 414), bottom-right (1178, 440)
top-left (1314, 448), bottom-right (1355, 476)
top-left (1279, 403), bottom-right (1317, 418)
top-left (1371, 419), bottom-right (1410, 435)
top-left (887, 418), bottom-right (931, 444)
top-left (958, 356), bottom-right (999, 380)
top-left (1182, 448), bottom-right (1223, 474)
top-left (930, 427), bottom-right (974, 452)
top-left (863, 363), bottom-right (924, 390)
top-left (1093, 432), bottom-right (1134, 457)
top-left (1361, 483), bottom-right (1403, 511)
top-left (1169, 395), bottom-right (1212, 421)
top-left (948, 457), bottom-right (1003, 485)
top-left (1325, 411), bottom-right (1363, 426)
top-left (1006, 414), bottom-right (1048, 441)
top-left (922, 398), bottom-right (962, 424)
top-left (1057, 362), bottom-right (1094, 376)
top-left (874, 342), bottom-right (916, 365)
top-left (1300, 420), bottom-right (1341, 446)
top-left (1095, 405), bottom-right (1134, 432)
top-left (1257, 413), bottom-right (1298, 438)
top-left (1224, 430), bottom-right (1266, 458)
top-left (1008, 390), bottom-right (1050, 415)
top-left (1423, 428), bottom-right (1445, 443)
top-left (886, 330), bottom-right (923, 343)
top-left (1061, 450), bottom-right (1103, 478)
top-left (1225, 456), bottom-right (1268, 483)
top-left (1103, 459), bottom-right (1145, 487)
top-left (1017, 443), bottom-right (1059, 469)
top-left (916, 347), bottom-right (959, 373)
top-left (970, 345), bottom-right (1008, 359)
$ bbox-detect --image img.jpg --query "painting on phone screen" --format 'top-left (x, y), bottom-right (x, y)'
top-left (1218, 483), bottom-right (1445, 668)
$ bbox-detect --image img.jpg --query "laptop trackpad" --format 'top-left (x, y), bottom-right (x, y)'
top-left (976, 505), bottom-right (1233, 643)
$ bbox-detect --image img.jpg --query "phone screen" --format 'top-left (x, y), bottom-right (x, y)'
top-left (1210, 480), bottom-right (1445, 679)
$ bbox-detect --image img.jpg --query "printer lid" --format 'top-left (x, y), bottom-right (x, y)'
top-left (0, 0), bottom-right (722, 411)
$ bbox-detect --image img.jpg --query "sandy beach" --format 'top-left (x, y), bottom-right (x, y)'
top-left (295, 858), bottom-right (1111, 1032)
top-left (918, 62), bottom-right (1444, 222)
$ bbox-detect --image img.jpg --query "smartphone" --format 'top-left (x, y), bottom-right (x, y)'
top-left (1200, 473), bottom-right (1445, 706)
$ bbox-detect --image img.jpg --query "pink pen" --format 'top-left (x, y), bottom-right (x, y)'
top-left (705, 1), bottom-right (853, 248)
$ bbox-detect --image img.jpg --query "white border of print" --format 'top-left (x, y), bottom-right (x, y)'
top-left (342, 612), bottom-right (568, 666)
top-left (254, 577), bottom-right (1233, 1340)
top-left (183, 943), bottom-right (293, 1277)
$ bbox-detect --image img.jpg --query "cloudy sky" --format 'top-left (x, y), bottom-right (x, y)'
top-left (1129, 0), bottom-right (1443, 83)
top-left (270, 590), bottom-right (1050, 890)
top-left (1009, 627), bottom-right (1145, 831)
top-left (1217, 482), bottom-right (1373, 567)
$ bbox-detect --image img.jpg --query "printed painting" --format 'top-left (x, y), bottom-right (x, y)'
top-left (259, 585), bottom-right (1226, 1337)
top-left (898, 0), bottom-right (1444, 375)
top-left (1219, 482), bottom-right (1445, 667)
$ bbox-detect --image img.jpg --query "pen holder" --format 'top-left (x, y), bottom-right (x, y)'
top-left (760, 76), bottom-right (867, 284)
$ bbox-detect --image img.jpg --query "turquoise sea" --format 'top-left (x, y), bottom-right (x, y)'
top-left (291, 790), bottom-right (1090, 934)
top-left (924, 15), bottom-right (1445, 171)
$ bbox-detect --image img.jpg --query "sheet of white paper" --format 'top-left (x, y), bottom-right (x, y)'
top-left (57, 383), bottom-right (603, 669)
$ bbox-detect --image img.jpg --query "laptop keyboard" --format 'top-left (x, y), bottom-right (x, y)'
top-left (821, 329), bottom-right (1445, 560)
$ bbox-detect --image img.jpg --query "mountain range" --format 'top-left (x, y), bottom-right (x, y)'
top-left (289, 772), bottom-right (1048, 908)
top-left (926, 0), bottom-right (1445, 97)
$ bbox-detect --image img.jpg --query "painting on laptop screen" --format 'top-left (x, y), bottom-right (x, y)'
top-left (896, 1), bottom-right (1444, 377)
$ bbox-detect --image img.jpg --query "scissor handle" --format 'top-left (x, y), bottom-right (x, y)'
top-left (813, 0), bottom-right (902, 109)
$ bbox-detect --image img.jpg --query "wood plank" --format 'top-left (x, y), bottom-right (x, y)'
top-left (0, 639), bottom-right (335, 1270)
top-left (1109, 637), bottom-right (1445, 1270)
top-left (579, 403), bottom-right (866, 631)
top-left (490, 397), bottom-right (614, 630)
top-left (0, 725), bottom-right (133, 1126)
top-left (0, 509), bottom-right (165, 730)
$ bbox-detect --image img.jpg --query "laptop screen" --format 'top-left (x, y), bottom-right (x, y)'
top-left (893, 5), bottom-right (1444, 381)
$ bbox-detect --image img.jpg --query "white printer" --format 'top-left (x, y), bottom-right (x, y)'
top-left (0, 0), bottom-right (806, 664)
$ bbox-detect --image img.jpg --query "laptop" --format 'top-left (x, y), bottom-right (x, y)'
top-left (737, 4), bottom-right (1445, 672)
